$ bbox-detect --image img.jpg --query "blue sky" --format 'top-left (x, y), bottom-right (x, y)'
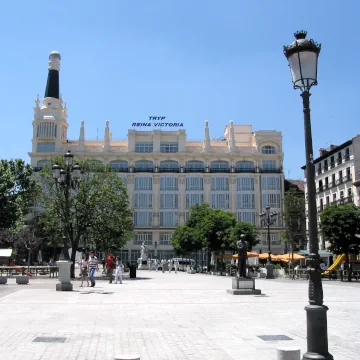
top-left (0, 0), bottom-right (359, 179)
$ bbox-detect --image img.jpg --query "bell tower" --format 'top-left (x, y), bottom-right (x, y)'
top-left (31, 51), bottom-right (69, 155)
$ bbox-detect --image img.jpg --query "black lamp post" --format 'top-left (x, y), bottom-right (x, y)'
top-left (52, 151), bottom-right (82, 268)
top-left (260, 205), bottom-right (277, 279)
top-left (237, 234), bottom-right (245, 277)
top-left (284, 31), bottom-right (333, 360)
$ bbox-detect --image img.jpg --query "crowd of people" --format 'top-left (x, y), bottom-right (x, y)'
top-left (78, 251), bottom-right (124, 287)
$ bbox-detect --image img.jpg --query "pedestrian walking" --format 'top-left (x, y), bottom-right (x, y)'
top-left (80, 255), bottom-right (89, 287)
top-left (168, 259), bottom-right (172, 273)
top-left (101, 258), bottom-right (106, 274)
top-left (161, 259), bottom-right (165, 273)
top-left (106, 252), bottom-right (116, 284)
top-left (88, 251), bottom-right (99, 287)
top-left (174, 259), bottom-right (179, 274)
top-left (148, 258), bottom-right (151, 272)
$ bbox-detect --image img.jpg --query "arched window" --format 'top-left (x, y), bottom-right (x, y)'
top-left (37, 160), bottom-right (50, 168)
top-left (185, 160), bottom-right (205, 172)
top-left (135, 160), bottom-right (153, 172)
top-left (159, 160), bottom-right (179, 172)
top-left (109, 160), bottom-right (128, 172)
top-left (261, 145), bottom-right (276, 154)
top-left (210, 161), bottom-right (230, 173)
top-left (235, 161), bottom-right (255, 172)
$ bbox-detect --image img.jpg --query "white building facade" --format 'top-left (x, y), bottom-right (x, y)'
top-left (29, 52), bottom-right (286, 261)
top-left (303, 136), bottom-right (360, 250)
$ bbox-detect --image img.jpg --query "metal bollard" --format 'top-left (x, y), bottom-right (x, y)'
top-left (114, 355), bottom-right (140, 360)
top-left (277, 347), bottom-right (300, 360)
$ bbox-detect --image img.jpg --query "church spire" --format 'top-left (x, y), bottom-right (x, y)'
top-left (44, 51), bottom-right (61, 99)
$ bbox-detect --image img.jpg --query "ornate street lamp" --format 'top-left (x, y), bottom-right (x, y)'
top-left (284, 31), bottom-right (333, 360)
top-left (260, 205), bottom-right (277, 279)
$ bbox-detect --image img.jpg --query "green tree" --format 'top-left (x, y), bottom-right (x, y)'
top-left (39, 164), bottom-right (133, 278)
top-left (283, 188), bottom-right (305, 251)
top-left (230, 221), bottom-right (259, 251)
top-left (320, 204), bottom-right (360, 281)
top-left (0, 159), bottom-right (40, 231)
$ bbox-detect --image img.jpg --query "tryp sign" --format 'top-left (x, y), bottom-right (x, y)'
top-left (132, 116), bottom-right (184, 127)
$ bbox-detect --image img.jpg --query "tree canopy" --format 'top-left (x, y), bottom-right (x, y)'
top-left (230, 221), bottom-right (259, 251)
top-left (0, 159), bottom-right (40, 231)
top-left (39, 163), bottom-right (133, 277)
top-left (319, 204), bottom-right (360, 255)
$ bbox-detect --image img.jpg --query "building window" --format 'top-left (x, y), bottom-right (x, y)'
top-left (160, 177), bottom-right (178, 190)
top-left (186, 177), bottom-right (203, 191)
top-left (235, 161), bottom-right (255, 172)
top-left (160, 142), bottom-right (178, 153)
top-left (317, 163), bottom-right (322, 174)
top-left (261, 145), bottom-right (276, 154)
top-left (325, 177), bottom-right (329, 188)
top-left (337, 152), bottom-right (342, 163)
top-left (37, 160), bottom-right (51, 168)
top-left (159, 160), bottom-right (179, 171)
top-left (330, 156), bottom-right (335, 168)
top-left (338, 170), bottom-right (343, 183)
top-left (211, 177), bottom-right (229, 191)
top-left (37, 142), bottom-right (55, 152)
top-left (262, 193), bottom-right (281, 208)
top-left (262, 233), bottom-right (280, 245)
top-left (237, 177), bottom-right (254, 191)
top-left (326, 196), bottom-right (330, 205)
top-left (160, 212), bottom-right (179, 227)
top-left (332, 174), bottom-right (336, 185)
top-left (348, 188), bottom-right (352, 197)
top-left (160, 232), bottom-right (173, 245)
top-left (135, 142), bottom-right (153, 153)
top-left (333, 193), bottom-right (337, 201)
top-left (133, 211), bottom-right (152, 227)
top-left (131, 250), bottom-right (141, 262)
top-left (210, 161), bottom-right (230, 172)
top-left (135, 177), bottom-right (152, 190)
top-left (345, 148), bottom-right (350, 160)
top-left (324, 160), bottom-right (328, 171)
top-left (109, 160), bottom-right (128, 171)
top-left (185, 160), bottom-right (204, 172)
top-left (261, 176), bottom-right (280, 190)
top-left (237, 194), bottom-right (255, 209)
top-left (186, 193), bottom-right (204, 209)
top-left (160, 194), bottom-right (178, 209)
top-left (118, 250), bottom-right (129, 262)
top-left (135, 160), bottom-right (153, 171)
top-left (134, 232), bottom-right (152, 245)
top-left (134, 193), bottom-right (152, 208)
top-left (262, 160), bottom-right (277, 171)
top-left (237, 211), bottom-right (256, 225)
top-left (211, 193), bottom-right (230, 209)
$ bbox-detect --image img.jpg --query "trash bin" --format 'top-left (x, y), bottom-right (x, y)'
top-left (130, 264), bottom-right (136, 279)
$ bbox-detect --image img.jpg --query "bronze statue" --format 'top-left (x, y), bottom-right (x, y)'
top-left (237, 236), bottom-right (248, 278)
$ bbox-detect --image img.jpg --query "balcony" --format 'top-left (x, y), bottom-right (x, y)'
top-left (345, 154), bottom-right (350, 161)
top-left (110, 168), bottom-right (129, 173)
top-left (344, 174), bottom-right (352, 182)
top-left (134, 167), bottom-right (154, 173)
top-left (159, 167), bottom-right (180, 173)
top-left (210, 168), bottom-right (231, 173)
top-left (317, 196), bottom-right (354, 213)
top-left (336, 177), bottom-right (344, 185)
top-left (184, 168), bottom-right (205, 173)
top-left (235, 168), bottom-right (256, 173)
top-left (329, 162), bottom-right (335, 169)
top-left (259, 168), bottom-right (282, 173)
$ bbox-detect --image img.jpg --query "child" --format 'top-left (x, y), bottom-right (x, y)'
top-left (80, 255), bottom-right (89, 287)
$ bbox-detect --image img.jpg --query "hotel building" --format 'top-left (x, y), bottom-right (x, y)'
top-left (29, 52), bottom-right (286, 261)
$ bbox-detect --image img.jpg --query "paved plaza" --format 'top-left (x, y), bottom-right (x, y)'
top-left (0, 271), bottom-right (359, 360)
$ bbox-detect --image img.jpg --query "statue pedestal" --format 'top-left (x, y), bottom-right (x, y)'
top-left (56, 260), bottom-right (73, 292)
top-left (265, 264), bottom-right (275, 279)
top-left (227, 277), bottom-right (261, 295)
top-left (138, 260), bottom-right (149, 270)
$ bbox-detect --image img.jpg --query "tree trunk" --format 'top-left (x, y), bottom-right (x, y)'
top-left (27, 249), bottom-right (31, 272)
top-left (70, 243), bottom-right (77, 279)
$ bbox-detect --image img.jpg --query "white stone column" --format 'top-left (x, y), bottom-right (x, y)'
top-left (204, 174), bottom-right (211, 205)
top-left (179, 174), bottom-right (185, 225)
top-left (153, 174), bottom-right (160, 227)
top-left (127, 175), bottom-right (135, 208)
top-left (230, 174), bottom-right (236, 217)
top-left (56, 260), bottom-right (73, 291)
top-left (254, 174), bottom-right (262, 227)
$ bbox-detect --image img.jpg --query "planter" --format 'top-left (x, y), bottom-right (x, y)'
top-left (16, 275), bottom-right (29, 285)
top-left (0, 276), bottom-right (7, 284)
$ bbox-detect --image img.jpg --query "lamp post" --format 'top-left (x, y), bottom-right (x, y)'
top-left (284, 31), bottom-right (333, 360)
top-left (237, 234), bottom-right (245, 277)
top-left (260, 205), bottom-right (277, 279)
top-left (52, 150), bottom-right (82, 282)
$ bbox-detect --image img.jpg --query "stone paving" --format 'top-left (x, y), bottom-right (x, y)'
top-left (0, 271), bottom-right (359, 360)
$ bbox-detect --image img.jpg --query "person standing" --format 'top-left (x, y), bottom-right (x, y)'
top-left (115, 258), bottom-right (124, 284)
top-left (80, 255), bottom-right (89, 287)
top-left (161, 259), bottom-right (166, 273)
top-left (154, 258), bottom-right (158, 272)
top-left (168, 259), bottom-right (172, 274)
top-left (148, 258), bottom-right (152, 272)
top-left (106, 252), bottom-right (116, 284)
top-left (88, 251), bottom-right (99, 287)
top-left (174, 259), bottom-right (179, 274)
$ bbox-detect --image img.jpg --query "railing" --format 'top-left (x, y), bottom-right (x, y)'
top-left (259, 168), bottom-right (282, 173)
top-left (317, 196), bottom-right (354, 213)
top-left (110, 168), bottom-right (129, 173)
top-left (235, 168), bottom-right (256, 173)
top-left (134, 168), bottom-right (154, 173)
top-left (184, 168), bottom-right (205, 173)
top-left (159, 168), bottom-right (180, 173)
top-left (344, 174), bottom-right (352, 182)
top-left (345, 154), bottom-right (350, 161)
top-left (210, 168), bottom-right (230, 173)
